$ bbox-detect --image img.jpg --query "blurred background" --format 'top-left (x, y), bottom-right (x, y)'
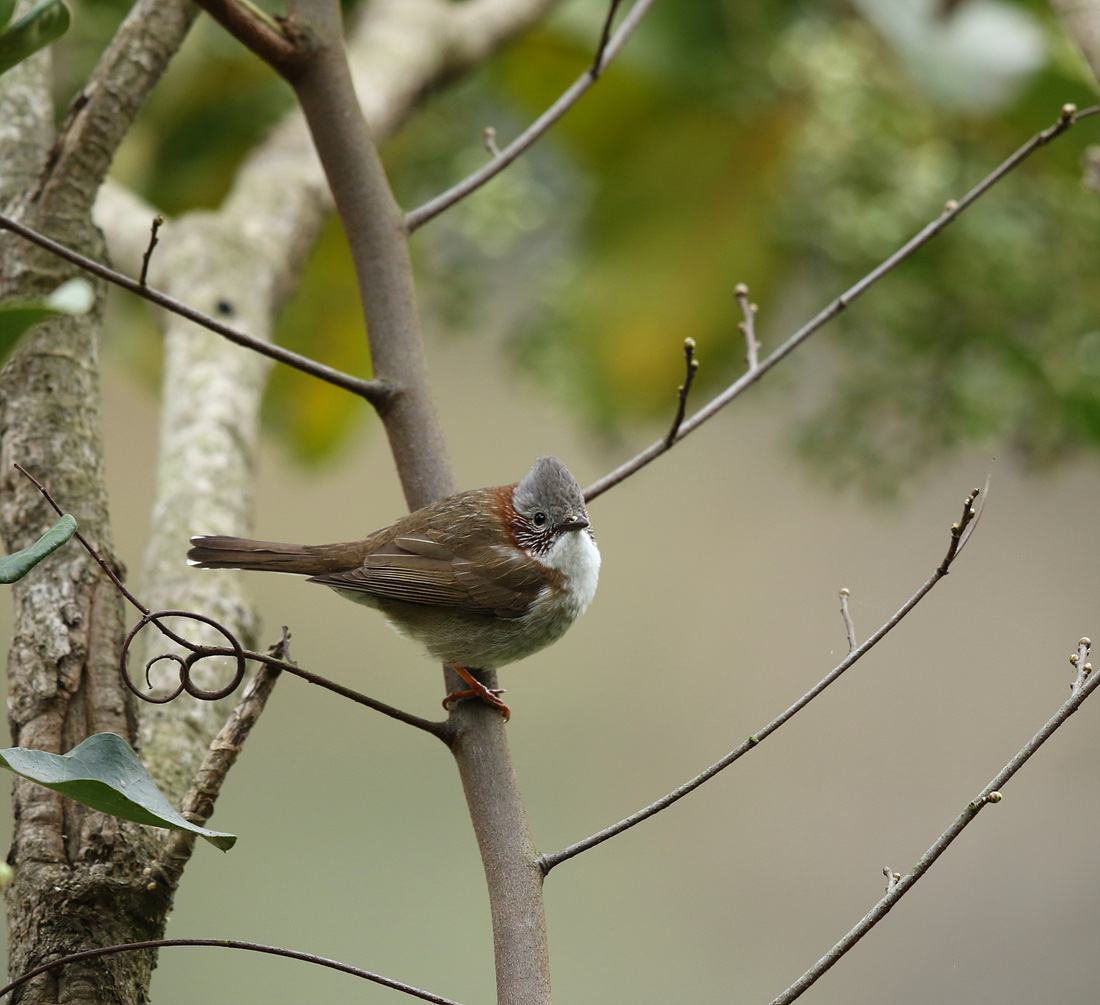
top-left (5, 0), bottom-right (1100, 1001)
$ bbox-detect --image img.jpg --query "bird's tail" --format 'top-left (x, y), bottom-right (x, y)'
top-left (187, 536), bottom-right (367, 575)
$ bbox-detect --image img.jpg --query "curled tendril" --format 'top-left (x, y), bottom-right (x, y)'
top-left (121, 610), bottom-right (248, 704)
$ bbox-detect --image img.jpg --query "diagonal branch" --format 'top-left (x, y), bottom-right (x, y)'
top-left (156, 653), bottom-right (283, 889)
top-left (191, 0), bottom-right (307, 71)
top-left (405, 0), bottom-right (658, 231)
top-left (0, 211), bottom-right (390, 404)
top-left (771, 638), bottom-right (1100, 1004)
top-left (537, 489), bottom-right (981, 873)
top-left (31, 0), bottom-right (197, 210)
top-left (583, 103), bottom-right (1100, 503)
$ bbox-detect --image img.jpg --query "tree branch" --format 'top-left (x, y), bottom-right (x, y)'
top-left (771, 638), bottom-right (1100, 1004)
top-left (31, 0), bottom-right (198, 210)
top-left (405, 0), bottom-right (658, 232)
top-left (0, 211), bottom-right (391, 403)
top-left (192, 0), bottom-right (308, 72)
top-left (583, 104), bottom-right (1100, 504)
top-left (18, 462), bottom-right (454, 739)
top-left (156, 651), bottom-right (284, 888)
top-left (538, 489), bottom-right (981, 872)
top-left (281, 0), bottom-right (455, 509)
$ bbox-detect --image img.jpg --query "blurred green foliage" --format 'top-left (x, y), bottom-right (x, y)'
top-left (70, 0), bottom-right (1100, 492)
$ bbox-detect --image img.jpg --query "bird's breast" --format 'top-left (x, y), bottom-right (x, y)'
top-left (536, 527), bottom-right (601, 618)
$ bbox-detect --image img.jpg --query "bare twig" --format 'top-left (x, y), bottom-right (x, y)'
top-left (592, 0), bottom-right (625, 76)
top-left (1070, 637), bottom-right (1092, 693)
top-left (138, 215), bottom-right (163, 286)
top-left (15, 463), bottom-right (149, 613)
top-left (0, 213), bottom-right (391, 405)
top-left (483, 126), bottom-right (502, 158)
top-left (938, 488), bottom-right (981, 572)
top-left (0, 938), bottom-right (464, 1005)
top-left (537, 490), bottom-right (982, 873)
top-left (215, 643), bottom-right (451, 737)
top-left (583, 104), bottom-right (1100, 504)
top-left (734, 282), bottom-right (759, 370)
top-left (838, 588), bottom-right (857, 654)
top-left (405, 0), bottom-right (657, 232)
top-left (158, 644), bottom-right (284, 884)
top-left (771, 637), bottom-right (1100, 1004)
top-left (665, 338), bottom-right (699, 447)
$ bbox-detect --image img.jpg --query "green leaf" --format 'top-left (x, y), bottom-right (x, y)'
top-left (0, 733), bottom-right (237, 850)
top-left (0, 0), bottom-right (70, 77)
top-left (0, 0), bottom-right (15, 32)
top-left (0, 277), bottom-right (93, 365)
top-left (0, 513), bottom-right (77, 583)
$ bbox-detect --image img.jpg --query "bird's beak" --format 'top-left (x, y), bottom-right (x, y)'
top-left (560, 515), bottom-right (590, 532)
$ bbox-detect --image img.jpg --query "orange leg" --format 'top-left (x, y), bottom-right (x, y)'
top-left (443, 665), bottom-right (510, 721)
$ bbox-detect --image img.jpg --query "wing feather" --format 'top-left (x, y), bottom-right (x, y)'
top-left (308, 532), bottom-right (546, 618)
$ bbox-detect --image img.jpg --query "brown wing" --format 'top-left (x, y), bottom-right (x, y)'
top-left (308, 531), bottom-right (547, 618)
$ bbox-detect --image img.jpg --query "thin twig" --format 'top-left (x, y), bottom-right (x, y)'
top-left (734, 282), bottom-right (759, 370)
top-left (14, 463), bottom-right (150, 615)
top-left (138, 215), bottom-right (163, 286)
top-left (405, 0), bottom-right (657, 232)
top-left (592, 0), bottom-right (625, 76)
top-left (1069, 636), bottom-right (1091, 694)
top-left (223, 646), bottom-right (452, 738)
top-left (483, 126), bottom-right (501, 158)
top-left (537, 490), bottom-right (981, 873)
top-left (771, 638), bottom-right (1100, 1005)
top-left (0, 938), bottom-right (464, 1005)
top-left (665, 338), bottom-right (698, 447)
top-left (0, 213), bottom-right (391, 405)
top-left (838, 589), bottom-right (857, 654)
top-left (158, 642), bottom-right (285, 883)
top-left (582, 103), bottom-right (1100, 503)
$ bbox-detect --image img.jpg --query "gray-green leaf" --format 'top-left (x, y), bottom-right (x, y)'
top-left (0, 513), bottom-right (77, 583)
top-left (0, 0), bottom-right (69, 75)
top-left (0, 733), bottom-right (237, 850)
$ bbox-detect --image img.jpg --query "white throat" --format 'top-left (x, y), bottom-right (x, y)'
top-left (542, 528), bottom-right (601, 615)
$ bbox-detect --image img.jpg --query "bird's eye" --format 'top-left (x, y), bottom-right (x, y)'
top-left (532, 511), bottom-right (548, 527)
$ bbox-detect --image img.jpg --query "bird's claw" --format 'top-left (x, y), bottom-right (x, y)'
top-left (444, 665), bottom-right (511, 720)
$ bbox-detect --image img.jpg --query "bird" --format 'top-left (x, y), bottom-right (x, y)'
top-left (187, 456), bottom-right (600, 718)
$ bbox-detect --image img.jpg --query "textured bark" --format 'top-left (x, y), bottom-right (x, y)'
top-left (0, 167), bottom-right (160, 1005)
top-left (0, 1), bottom-right (196, 1000)
top-left (0, 288), bottom-right (167, 1003)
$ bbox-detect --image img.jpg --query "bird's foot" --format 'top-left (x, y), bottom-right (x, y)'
top-left (443, 665), bottom-right (510, 721)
